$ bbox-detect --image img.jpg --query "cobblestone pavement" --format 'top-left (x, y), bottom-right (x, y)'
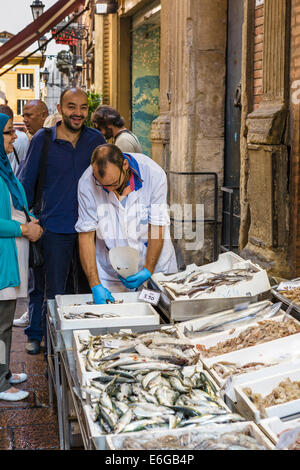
top-left (0, 299), bottom-right (60, 450)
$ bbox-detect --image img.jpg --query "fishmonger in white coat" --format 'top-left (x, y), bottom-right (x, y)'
top-left (75, 144), bottom-right (177, 304)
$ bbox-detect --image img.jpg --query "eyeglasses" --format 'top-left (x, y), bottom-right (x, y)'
top-left (3, 130), bottom-right (16, 136)
top-left (93, 169), bottom-right (123, 188)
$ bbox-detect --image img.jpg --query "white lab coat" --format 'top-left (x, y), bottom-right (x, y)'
top-left (75, 153), bottom-right (177, 291)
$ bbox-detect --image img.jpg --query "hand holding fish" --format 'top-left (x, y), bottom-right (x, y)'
top-left (91, 284), bottom-right (115, 304)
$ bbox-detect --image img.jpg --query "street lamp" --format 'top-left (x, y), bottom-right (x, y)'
top-left (30, 0), bottom-right (45, 20)
top-left (75, 58), bottom-right (84, 71)
top-left (95, 0), bottom-right (118, 14)
top-left (39, 35), bottom-right (48, 55)
top-left (41, 67), bottom-right (50, 84)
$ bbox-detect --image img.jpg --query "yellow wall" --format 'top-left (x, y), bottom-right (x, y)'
top-left (0, 56), bottom-right (43, 124)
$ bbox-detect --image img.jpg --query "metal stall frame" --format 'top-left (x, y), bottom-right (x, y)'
top-left (47, 300), bottom-right (65, 450)
top-left (166, 171), bottom-right (219, 262)
top-left (220, 186), bottom-right (240, 253)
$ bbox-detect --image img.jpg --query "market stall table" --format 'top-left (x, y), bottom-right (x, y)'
top-left (47, 299), bottom-right (168, 449)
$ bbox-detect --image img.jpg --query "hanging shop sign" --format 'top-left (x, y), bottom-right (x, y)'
top-left (51, 25), bottom-right (88, 45)
top-left (52, 28), bottom-right (78, 46)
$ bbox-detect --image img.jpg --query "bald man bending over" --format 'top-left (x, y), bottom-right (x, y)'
top-left (18, 88), bottom-right (106, 355)
top-left (23, 100), bottom-right (49, 138)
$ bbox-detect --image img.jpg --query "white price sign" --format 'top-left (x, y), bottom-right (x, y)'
top-left (277, 281), bottom-right (300, 291)
top-left (139, 289), bottom-right (161, 306)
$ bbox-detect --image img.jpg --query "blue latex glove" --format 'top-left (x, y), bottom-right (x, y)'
top-left (119, 268), bottom-right (152, 290)
top-left (91, 284), bottom-right (115, 304)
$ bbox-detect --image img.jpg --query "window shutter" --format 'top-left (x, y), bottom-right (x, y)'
top-left (17, 74), bottom-right (21, 89)
top-left (30, 74), bottom-right (33, 89)
top-left (17, 100), bottom-right (20, 115)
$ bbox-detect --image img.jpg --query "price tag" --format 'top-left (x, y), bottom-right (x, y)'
top-left (277, 281), bottom-right (300, 291)
top-left (103, 339), bottom-right (123, 349)
top-left (139, 289), bottom-right (161, 306)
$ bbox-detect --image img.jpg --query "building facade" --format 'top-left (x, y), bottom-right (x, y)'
top-left (0, 31), bottom-right (45, 126)
top-left (80, 0), bottom-right (299, 276)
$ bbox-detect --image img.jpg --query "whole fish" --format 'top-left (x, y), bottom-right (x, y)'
top-left (185, 302), bottom-right (282, 337)
top-left (131, 404), bottom-right (174, 419)
top-left (142, 371), bottom-right (161, 389)
top-left (99, 391), bottom-right (113, 411)
top-left (156, 386), bottom-right (178, 407)
top-left (169, 377), bottom-right (190, 393)
top-left (99, 346), bottom-right (138, 362)
top-left (98, 405), bottom-right (118, 431)
top-left (114, 409), bottom-right (133, 434)
top-left (135, 343), bottom-right (189, 366)
top-left (122, 418), bottom-right (165, 433)
top-left (112, 400), bottom-right (129, 415)
top-left (119, 362), bottom-right (180, 371)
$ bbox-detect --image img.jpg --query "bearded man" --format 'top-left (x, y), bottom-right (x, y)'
top-left (18, 88), bottom-right (105, 354)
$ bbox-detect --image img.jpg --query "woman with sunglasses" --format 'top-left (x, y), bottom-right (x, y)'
top-left (0, 113), bottom-right (43, 401)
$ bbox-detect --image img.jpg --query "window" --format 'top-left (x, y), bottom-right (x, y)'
top-left (17, 100), bottom-right (28, 115)
top-left (17, 73), bottom-right (34, 89)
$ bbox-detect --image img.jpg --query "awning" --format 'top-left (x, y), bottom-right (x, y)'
top-left (0, 0), bottom-right (86, 69)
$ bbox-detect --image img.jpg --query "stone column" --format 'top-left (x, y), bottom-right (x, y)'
top-left (242, 0), bottom-right (291, 276)
top-left (156, 0), bottom-right (227, 265)
top-left (239, 0), bottom-right (255, 251)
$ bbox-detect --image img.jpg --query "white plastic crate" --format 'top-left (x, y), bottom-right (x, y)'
top-left (152, 252), bottom-right (271, 301)
top-left (202, 332), bottom-right (300, 399)
top-left (57, 301), bottom-right (160, 332)
top-left (177, 300), bottom-right (275, 335)
top-left (55, 291), bottom-right (142, 309)
top-left (83, 371), bottom-right (227, 451)
top-left (190, 313), bottom-right (300, 356)
top-left (106, 421), bottom-right (274, 450)
top-left (235, 369), bottom-right (300, 423)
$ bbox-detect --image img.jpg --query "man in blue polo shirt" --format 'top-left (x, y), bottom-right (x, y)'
top-left (18, 87), bottom-right (106, 354)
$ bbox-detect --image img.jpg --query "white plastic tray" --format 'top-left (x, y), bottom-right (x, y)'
top-left (235, 369), bottom-right (300, 423)
top-left (55, 292), bottom-right (142, 308)
top-left (57, 302), bottom-right (160, 331)
top-left (177, 300), bottom-right (275, 335)
top-left (190, 313), bottom-right (300, 355)
top-left (152, 252), bottom-right (271, 301)
top-left (83, 372), bottom-right (228, 451)
top-left (202, 332), bottom-right (300, 396)
top-left (73, 328), bottom-right (198, 388)
top-left (105, 421), bottom-right (274, 450)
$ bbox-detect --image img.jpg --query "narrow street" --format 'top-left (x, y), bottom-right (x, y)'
top-left (0, 300), bottom-right (59, 450)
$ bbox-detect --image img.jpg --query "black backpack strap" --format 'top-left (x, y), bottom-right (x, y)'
top-left (13, 147), bottom-right (20, 165)
top-left (32, 127), bottom-right (52, 216)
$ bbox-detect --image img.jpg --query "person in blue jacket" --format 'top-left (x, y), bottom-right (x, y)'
top-left (0, 113), bottom-right (43, 401)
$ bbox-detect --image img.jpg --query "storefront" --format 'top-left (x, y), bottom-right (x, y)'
top-left (131, 1), bottom-right (160, 156)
